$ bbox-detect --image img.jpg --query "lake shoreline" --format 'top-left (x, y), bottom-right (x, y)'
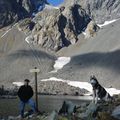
top-left (0, 95), bottom-right (92, 116)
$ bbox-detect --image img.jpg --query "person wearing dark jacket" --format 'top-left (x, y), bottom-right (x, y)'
top-left (18, 79), bottom-right (36, 118)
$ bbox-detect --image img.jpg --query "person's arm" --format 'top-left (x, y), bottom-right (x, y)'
top-left (17, 87), bottom-right (22, 98)
top-left (29, 86), bottom-right (34, 98)
top-left (17, 86), bottom-right (25, 102)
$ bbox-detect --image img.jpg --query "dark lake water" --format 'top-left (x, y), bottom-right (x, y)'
top-left (39, 95), bottom-right (92, 112)
top-left (0, 95), bottom-right (92, 116)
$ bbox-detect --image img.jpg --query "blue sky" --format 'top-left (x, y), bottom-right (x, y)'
top-left (47, 0), bottom-right (64, 6)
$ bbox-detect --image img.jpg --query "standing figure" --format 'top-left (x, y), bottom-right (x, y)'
top-left (18, 79), bottom-right (37, 118)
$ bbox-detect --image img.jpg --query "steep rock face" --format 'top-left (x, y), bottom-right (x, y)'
top-left (81, 0), bottom-right (120, 23)
top-left (0, 0), bottom-right (17, 28)
top-left (18, 18), bottom-right (35, 34)
top-left (63, 0), bottom-right (120, 23)
top-left (85, 21), bottom-right (100, 38)
top-left (21, 0), bottom-right (34, 13)
top-left (21, 0), bottom-right (120, 52)
top-left (21, 5), bottom-right (91, 52)
top-left (0, 0), bottom-right (47, 28)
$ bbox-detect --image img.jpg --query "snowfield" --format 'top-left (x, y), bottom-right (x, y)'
top-left (25, 36), bottom-right (31, 44)
top-left (47, 53), bottom-right (120, 96)
top-left (41, 77), bottom-right (120, 96)
top-left (45, 4), bottom-right (59, 10)
top-left (51, 57), bottom-right (71, 72)
top-left (12, 82), bottom-right (24, 87)
top-left (97, 19), bottom-right (118, 28)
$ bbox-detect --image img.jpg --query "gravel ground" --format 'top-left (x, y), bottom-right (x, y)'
top-left (0, 26), bottom-right (55, 87)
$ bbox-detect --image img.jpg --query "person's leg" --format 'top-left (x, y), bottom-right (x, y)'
top-left (28, 99), bottom-right (36, 113)
top-left (19, 101), bottom-right (25, 118)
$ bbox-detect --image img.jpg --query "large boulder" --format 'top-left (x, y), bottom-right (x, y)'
top-left (77, 102), bottom-right (98, 119)
top-left (112, 105), bottom-right (120, 119)
top-left (59, 101), bottom-right (76, 115)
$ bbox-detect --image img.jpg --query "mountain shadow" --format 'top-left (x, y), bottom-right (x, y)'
top-left (69, 50), bottom-right (120, 72)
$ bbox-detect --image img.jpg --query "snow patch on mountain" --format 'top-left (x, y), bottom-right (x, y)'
top-left (97, 19), bottom-right (118, 28)
top-left (82, 31), bottom-right (87, 36)
top-left (12, 82), bottom-right (24, 87)
top-left (41, 77), bottom-right (120, 96)
top-left (45, 4), bottom-right (59, 10)
top-left (25, 36), bottom-right (30, 44)
top-left (51, 57), bottom-right (71, 73)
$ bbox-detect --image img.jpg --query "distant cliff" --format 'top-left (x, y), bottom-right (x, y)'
top-left (19, 5), bottom-right (91, 51)
top-left (0, 0), bottom-right (120, 51)
top-left (63, 0), bottom-right (120, 23)
top-left (0, 0), bottom-right (48, 28)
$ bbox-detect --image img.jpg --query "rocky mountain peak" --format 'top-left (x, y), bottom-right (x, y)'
top-left (18, 3), bottom-right (92, 52)
top-left (0, 0), bottom-right (120, 52)
top-left (0, 0), bottom-right (48, 28)
top-left (63, 0), bottom-right (120, 23)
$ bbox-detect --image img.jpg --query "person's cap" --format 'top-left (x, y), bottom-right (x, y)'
top-left (24, 79), bottom-right (30, 82)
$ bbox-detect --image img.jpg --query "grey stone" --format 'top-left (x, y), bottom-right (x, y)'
top-left (78, 102), bottom-right (98, 119)
top-left (112, 105), bottom-right (120, 119)
top-left (47, 111), bottom-right (58, 120)
top-left (59, 101), bottom-right (76, 115)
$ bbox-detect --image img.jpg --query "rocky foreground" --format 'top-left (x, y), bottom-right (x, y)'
top-left (27, 95), bottom-right (120, 120)
top-left (1, 95), bottom-right (120, 120)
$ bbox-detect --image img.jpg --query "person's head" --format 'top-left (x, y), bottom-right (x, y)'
top-left (24, 79), bottom-right (30, 86)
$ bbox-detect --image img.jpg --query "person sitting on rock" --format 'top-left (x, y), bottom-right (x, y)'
top-left (17, 79), bottom-right (37, 118)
